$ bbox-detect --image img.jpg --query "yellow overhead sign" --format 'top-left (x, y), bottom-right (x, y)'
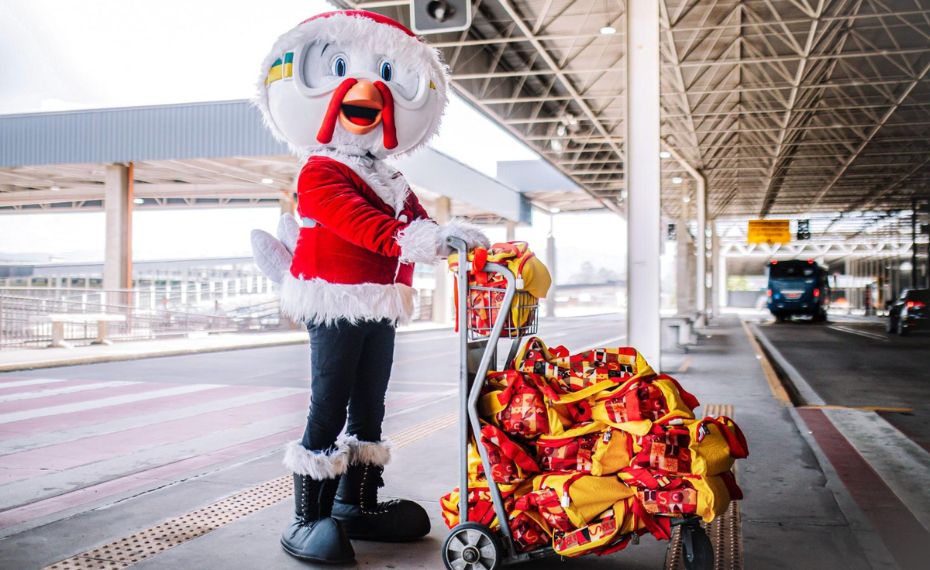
top-left (747, 219), bottom-right (791, 244)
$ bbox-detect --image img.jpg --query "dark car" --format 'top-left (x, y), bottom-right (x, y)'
top-left (887, 289), bottom-right (930, 335)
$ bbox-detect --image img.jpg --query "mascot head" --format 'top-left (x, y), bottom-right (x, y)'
top-left (255, 10), bottom-right (449, 158)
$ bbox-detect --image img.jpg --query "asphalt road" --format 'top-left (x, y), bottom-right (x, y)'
top-left (0, 314), bottom-right (626, 540)
top-left (757, 314), bottom-right (930, 452)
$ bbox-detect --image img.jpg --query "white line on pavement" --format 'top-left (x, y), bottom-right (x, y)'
top-left (0, 384), bottom-right (224, 425)
top-left (0, 378), bottom-right (67, 389)
top-left (0, 386), bottom-right (306, 456)
top-left (828, 325), bottom-right (890, 342)
top-left (0, 381), bottom-right (137, 403)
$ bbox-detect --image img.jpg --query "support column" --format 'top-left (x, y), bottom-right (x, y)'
top-left (103, 163), bottom-right (133, 305)
top-left (695, 176), bottom-right (707, 326)
top-left (711, 221), bottom-right (721, 317)
top-left (505, 221), bottom-right (517, 242)
top-left (625, 0), bottom-right (661, 364)
top-left (432, 196), bottom-right (452, 324)
top-left (912, 199), bottom-right (918, 290)
top-left (280, 196), bottom-right (295, 215)
top-left (546, 214), bottom-right (557, 318)
top-left (675, 207), bottom-right (695, 316)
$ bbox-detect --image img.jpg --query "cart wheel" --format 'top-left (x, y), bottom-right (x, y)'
top-left (680, 523), bottom-right (714, 570)
top-left (442, 522), bottom-right (503, 570)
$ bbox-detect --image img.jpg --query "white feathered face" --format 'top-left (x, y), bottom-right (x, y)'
top-left (263, 32), bottom-right (446, 158)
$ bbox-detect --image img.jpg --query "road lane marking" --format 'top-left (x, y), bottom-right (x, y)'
top-left (0, 381), bottom-right (136, 403)
top-left (0, 386), bottom-right (306, 456)
top-left (801, 404), bottom-right (914, 413)
top-left (740, 321), bottom-right (792, 405)
top-left (0, 384), bottom-right (223, 425)
top-left (828, 324), bottom-right (890, 342)
top-left (676, 356), bottom-right (692, 373)
top-left (40, 411), bottom-right (459, 570)
top-left (0, 378), bottom-right (67, 389)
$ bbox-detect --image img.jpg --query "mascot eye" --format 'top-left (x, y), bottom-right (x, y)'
top-left (332, 56), bottom-right (348, 77)
top-left (379, 61), bottom-right (393, 82)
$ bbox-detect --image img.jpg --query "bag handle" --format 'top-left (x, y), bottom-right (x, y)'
top-left (700, 416), bottom-right (749, 458)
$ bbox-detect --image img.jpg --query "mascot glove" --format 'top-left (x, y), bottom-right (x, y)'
top-left (438, 219), bottom-right (491, 257)
top-left (396, 219), bottom-right (442, 264)
top-left (250, 214), bottom-right (299, 284)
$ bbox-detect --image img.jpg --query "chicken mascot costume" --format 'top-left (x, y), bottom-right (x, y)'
top-left (250, 10), bottom-right (488, 564)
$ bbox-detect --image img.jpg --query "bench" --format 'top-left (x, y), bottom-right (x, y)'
top-left (29, 313), bottom-right (127, 348)
top-left (662, 316), bottom-right (697, 352)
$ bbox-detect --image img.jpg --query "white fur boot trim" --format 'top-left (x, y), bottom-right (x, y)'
top-left (283, 440), bottom-right (349, 479)
top-left (340, 435), bottom-right (392, 467)
top-left (396, 219), bottom-right (440, 264)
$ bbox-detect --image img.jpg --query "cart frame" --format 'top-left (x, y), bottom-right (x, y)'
top-left (444, 236), bottom-right (712, 570)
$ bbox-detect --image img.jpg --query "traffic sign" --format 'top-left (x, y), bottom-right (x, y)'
top-left (797, 219), bottom-right (811, 240)
top-left (747, 219), bottom-right (791, 244)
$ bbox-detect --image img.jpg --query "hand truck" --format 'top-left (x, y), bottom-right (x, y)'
top-left (440, 237), bottom-right (713, 570)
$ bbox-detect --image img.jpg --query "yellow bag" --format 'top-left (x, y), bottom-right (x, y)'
top-left (590, 374), bottom-right (699, 435)
top-left (535, 422), bottom-right (633, 476)
top-left (515, 473), bottom-right (636, 530)
top-left (620, 467), bottom-right (743, 523)
top-left (632, 416), bottom-right (748, 477)
top-left (513, 336), bottom-right (656, 402)
top-left (551, 497), bottom-right (646, 557)
top-left (448, 242), bottom-right (551, 336)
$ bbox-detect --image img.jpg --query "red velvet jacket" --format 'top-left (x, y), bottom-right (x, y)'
top-left (290, 155), bottom-right (430, 287)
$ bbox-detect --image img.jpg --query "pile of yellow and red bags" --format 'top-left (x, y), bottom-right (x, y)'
top-left (441, 337), bottom-right (748, 557)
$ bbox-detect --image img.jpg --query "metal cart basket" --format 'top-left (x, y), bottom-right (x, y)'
top-left (440, 237), bottom-right (714, 570)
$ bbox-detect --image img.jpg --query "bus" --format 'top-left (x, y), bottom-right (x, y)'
top-left (766, 259), bottom-right (829, 322)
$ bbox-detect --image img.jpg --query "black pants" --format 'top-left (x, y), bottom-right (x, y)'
top-left (300, 318), bottom-right (395, 451)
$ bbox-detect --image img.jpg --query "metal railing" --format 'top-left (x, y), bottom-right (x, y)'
top-left (0, 282), bottom-right (437, 350)
top-left (0, 292), bottom-right (244, 349)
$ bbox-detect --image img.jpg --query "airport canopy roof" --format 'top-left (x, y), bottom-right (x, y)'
top-left (344, 0), bottom-right (930, 232)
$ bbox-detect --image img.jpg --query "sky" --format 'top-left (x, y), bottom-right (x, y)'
top-left (0, 0), bottom-right (630, 282)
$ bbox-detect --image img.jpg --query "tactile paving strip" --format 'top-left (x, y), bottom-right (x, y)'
top-left (665, 403), bottom-right (744, 570)
top-left (44, 411), bottom-right (458, 569)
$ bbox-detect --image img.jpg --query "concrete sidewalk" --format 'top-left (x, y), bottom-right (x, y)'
top-left (0, 316), bottom-right (903, 569)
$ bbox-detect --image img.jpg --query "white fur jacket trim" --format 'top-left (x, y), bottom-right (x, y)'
top-left (340, 435), bottom-right (392, 467)
top-left (283, 440), bottom-right (349, 479)
top-left (279, 273), bottom-right (415, 326)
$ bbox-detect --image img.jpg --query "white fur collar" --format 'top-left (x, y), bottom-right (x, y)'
top-left (311, 147), bottom-right (409, 216)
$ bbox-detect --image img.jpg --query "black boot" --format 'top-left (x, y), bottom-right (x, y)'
top-left (333, 439), bottom-right (431, 542)
top-left (280, 444), bottom-right (355, 563)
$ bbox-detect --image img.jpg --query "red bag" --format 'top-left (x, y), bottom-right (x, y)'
top-left (480, 424), bottom-right (540, 483)
top-left (482, 370), bottom-right (550, 439)
top-left (593, 374), bottom-right (699, 426)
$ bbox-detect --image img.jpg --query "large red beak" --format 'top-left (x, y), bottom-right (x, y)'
top-left (316, 78), bottom-right (398, 150)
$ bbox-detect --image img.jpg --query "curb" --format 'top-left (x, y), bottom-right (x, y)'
top-left (0, 336), bottom-right (308, 373)
top-left (747, 322), bottom-right (825, 406)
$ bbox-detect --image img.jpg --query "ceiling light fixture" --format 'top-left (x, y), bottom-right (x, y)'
top-left (261, 177), bottom-right (274, 185)
top-left (50, 185), bottom-right (61, 192)
top-left (659, 151), bottom-right (671, 159)
top-left (672, 176), bottom-right (683, 184)
top-left (600, 26), bottom-right (616, 35)
top-left (133, 198), bottom-right (145, 205)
